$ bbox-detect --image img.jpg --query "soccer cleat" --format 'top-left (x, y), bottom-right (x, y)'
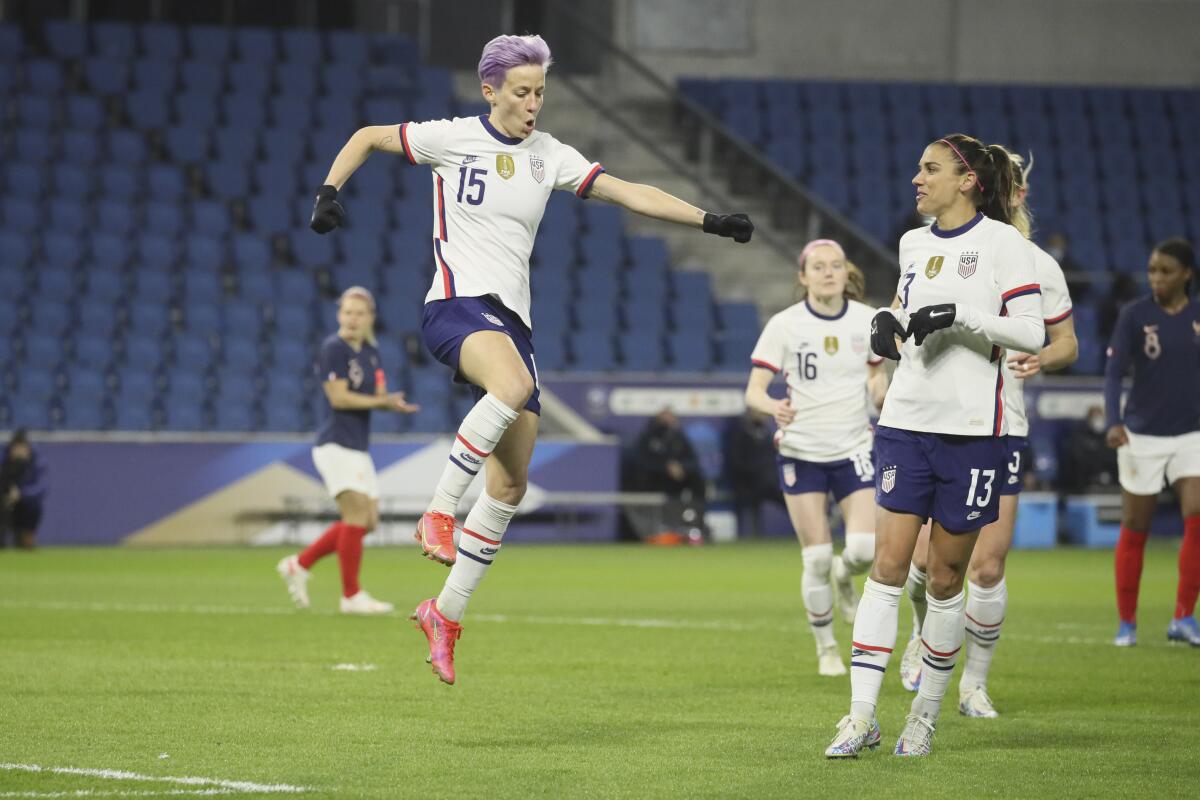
top-left (411, 598), bottom-right (463, 685)
top-left (958, 685), bottom-right (999, 718)
top-left (817, 644), bottom-right (847, 677)
top-left (899, 632), bottom-right (923, 691)
top-left (339, 590), bottom-right (394, 615)
top-left (1114, 621), bottom-right (1137, 647)
top-left (893, 713), bottom-right (936, 757)
top-left (276, 555), bottom-right (310, 609)
top-left (824, 715), bottom-right (881, 758)
top-left (1167, 616), bottom-right (1200, 646)
top-left (830, 555), bottom-right (859, 624)
top-left (415, 511), bottom-right (458, 566)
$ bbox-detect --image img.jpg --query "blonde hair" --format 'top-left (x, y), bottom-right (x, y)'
top-left (338, 286), bottom-right (377, 346)
top-left (844, 261), bottom-right (866, 302)
top-left (995, 145), bottom-right (1035, 240)
top-left (793, 239), bottom-right (849, 303)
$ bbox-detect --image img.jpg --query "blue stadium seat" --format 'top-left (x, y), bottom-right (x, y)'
top-left (186, 302), bottom-right (223, 336)
top-left (82, 58), bottom-right (129, 95)
top-left (1, 197), bottom-right (41, 233)
top-left (165, 126), bottom-right (210, 163)
top-left (92, 20), bottom-right (136, 58)
top-left (51, 164), bottom-right (95, 197)
top-left (223, 337), bottom-right (261, 372)
top-left (224, 91), bottom-right (269, 128)
top-left (271, 338), bottom-right (310, 372)
top-left (275, 305), bottom-right (315, 340)
top-left (0, 231), bottom-right (32, 269)
top-left (24, 334), bottom-right (65, 367)
top-left (5, 163), bottom-right (46, 197)
top-left (315, 93), bottom-right (357, 127)
top-left (568, 333), bottom-right (616, 371)
top-left (33, 266), bottom-right (74, 298)
top-left (190, 199), bottom-right (231, 237)
top-left (174, 91), bottom-right (220, 127)
top-left (27, 298), bottom-right (70, 336)
top-left (45, 20), bottom-right (87, 59)
top-left (232, 234), bottom-right (271, 273)
top-left (182, 270), bottom-right (223, 304)
top-left (626, 237), bottom-right (669, 272)
top-left (373, 33), bottom-right (421, 71)
top-left (16, 93), bottom-right (56, 127)
top-left (132, 57), bottom-right (178, 95)
top-left (67, 365), bottom-right (106, 397)
top-left (364, 65), bottom-right (413, 94)
top-left (131, 272), bottom-right (173, 309)
top-left (139, 23), bottom-right (183, 60)
top-left (187, 26), bottom-right (233, 61)
top-left (715, 331), bottom-right (759, 370)
top-left (179, 61), bottom-right (220, 93)
top-left (579, 234), bottom-right (622, 273)
top-left (534, 334), bottom-right (567, 370)
top-left (310, 125), bottom-right (350, 162)
top-left (341, 234), bottom-right (383, 270)
top-left (213, 126), bottom-right (259, 164)
top-left (9, 394), bottom-right (54, 429)
top-left (270, 93), bottom-right (315, 128)
top-left (25, 59), bottom-right (66, 93)
top-left (280, 29), bottom-right (322, 64)
top-left (667, 331), bottom-right (713, 371)
top-left (290, 230), bottom-right (334, 269)
top-left (72, 335), bottom-right (115, 368)
top-left (173, 333), bottom-right (215, 373)
top-left (61, 396), bottom-right (107, 430)
top-left (43, 231), bottom-right (84, 268)
top-left (125, 91), bottom-right (171, 129)
top-left (136, 232), bottom-right (179, 271)
top-left (147, 165), bottom-right (187, 202)
top-left (95, 201), bottom-right (136, 235)
top-left (0, 23), bottom-right (24, 60)
top-left (161, 399), bottom-right (205, 432)
top-left (204, 160), bottom-right (252, 199)
top-left (618, 332), bottom-right (664, 371)
top-left (327, 30), bottom-right (370, 66)
top-left (716, 301), bottom-right (760, 334)
top-left (165, 369), bottom-right (205, 400)
top-left (115, 367), bottom-right (158, 398)
top-left (47, 198), bottom-right (86, 234)
top-left (233, 26), bottom-right (278, 63)
top-left (145, 203), bottom-right (185, 236)
top-left (14, 129), bottom-right (54, 163)
top-left (247, 194), bottom-right (294, 233)
top-left (224, 300), bottom-right (264, 338)
top-left (275, 270), bottom-right (317, 306)
top-left (237, 271), bottom-right (273, 303)
top-left (83, 269), bottom-right (125, 305)
top-left (112, 403), bottom-right (155, 431)
top-left (262, 127), bottom-right (306, 166)
top-left (262, 403), bottom-right (304, 432)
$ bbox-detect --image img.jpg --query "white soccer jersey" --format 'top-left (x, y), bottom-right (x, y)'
top-left (751, 299), bottom-right (882, 462)
top-left (400, 115), bottom-right (604, 330)
top-left (1001, 242), bottom-right (1073, 437)
top-left (879, 214), bottom-right (1042, 437)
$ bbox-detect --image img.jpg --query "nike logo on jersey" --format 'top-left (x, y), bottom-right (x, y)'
top-left (461, 155), bottom-right (480, 165)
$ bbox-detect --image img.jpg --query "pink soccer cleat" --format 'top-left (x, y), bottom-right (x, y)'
top-left (411, 598), bottom-right (463, 685)
top-left (415, 511), bottom-right (458, 566)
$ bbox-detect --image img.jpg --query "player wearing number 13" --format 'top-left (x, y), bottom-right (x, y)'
top-left (826, 134), bottom-right (1044, 759)
top-left (309, 34), bottom-right (754, 684)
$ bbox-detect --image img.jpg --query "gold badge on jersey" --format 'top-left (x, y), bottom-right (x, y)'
top-left (496, 154), bottom-right (515, 180)
top-left (925, 256), bottom-right (944, 279)
top-left (824, 336), bottom-right (838, 355)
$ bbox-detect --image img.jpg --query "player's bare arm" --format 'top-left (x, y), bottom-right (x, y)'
top-left (743, 367), bottom-right (795, 428)
top-left (588, 173), bottom-right (753, 242)
top-left (1008, 315), bottom-right (1079, 378)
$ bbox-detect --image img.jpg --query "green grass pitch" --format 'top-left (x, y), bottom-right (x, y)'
top-left (1, 542), bottom-right (1196, 798)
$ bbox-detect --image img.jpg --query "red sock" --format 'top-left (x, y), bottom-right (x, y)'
top-left (298, 522), bottom-right (343, 570)
top-left (337, 524), bottom-right (367, 598)
top-left (1115, 526), bottom-right (1149, 624)
top-left (1175, 515), bottom-right (1200, 620)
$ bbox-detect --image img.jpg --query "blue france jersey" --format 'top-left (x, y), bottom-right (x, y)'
top-left (315, 335), bottom-right (382, 451)
top-left (1104, 296), bottom-right (1200, 436)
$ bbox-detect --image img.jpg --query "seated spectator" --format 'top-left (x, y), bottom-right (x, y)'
top-left (628, 408), bottom-right (708, 543)
top-left (723, 408), bottom-right (783, 537)
top-left (1059, 406), bottom-right (1118, 493)
top-left (1, 430), bottom-right (48, 550)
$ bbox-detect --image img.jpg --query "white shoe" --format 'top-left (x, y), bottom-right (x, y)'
top-left (825, 714), bottom-right (881, 758)
top-left (818, 644), bottom-right (847, 677)
top-left (893, 713), bottom-right (935, 756)
top-left (831, 555), bottom-right (859, 624)
top-left (340, 590), bottom-right (395, 615)
top-left (276, 555), bottom-right (309, 609)
top-left (899, 632), bottom-right (923, 692)
top-left (959, 685), bottom-right (999, 718)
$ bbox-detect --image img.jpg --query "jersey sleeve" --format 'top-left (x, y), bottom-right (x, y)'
top-left (1104, 303), bottom-right (1135, 427)
top-left (750, 314), bottom-right (787, 373)
top-left (1037, 250), bottom-right (1073, 325)
top-left (551, 139), bottom-right (605, 199)
top-left (399, 119), bottom-right (454, 166)
top-left (317, 340), bottom-right (349, 383)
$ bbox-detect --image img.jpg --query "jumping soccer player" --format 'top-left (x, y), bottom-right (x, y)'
top-left (825, 133), bottom-right (1044, 758)
top-left (1105, 238), bottom-right (1200, 648)
top-left (899, 148), bottom-right (1078, 716)
top-left (277, 287), bottom-right (419, 614)
top-left (309, 34), bottom-right (754, 683)
top-left (744, 239), bottom-right (887, 677)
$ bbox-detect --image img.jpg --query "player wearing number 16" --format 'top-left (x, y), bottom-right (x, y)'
top-left (825, 134), bottom-right (1044, 759)
top-left (309, 34), bottom-right (754, 684)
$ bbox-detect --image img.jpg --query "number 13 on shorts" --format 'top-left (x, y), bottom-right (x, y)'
top-left (966, 468), bottom-right (996, 507)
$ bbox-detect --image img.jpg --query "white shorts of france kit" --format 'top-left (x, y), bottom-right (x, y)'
top-left (312, 443), bottom-right (380, 500)
top-left (1117, 430), bottom-right (1200, 496)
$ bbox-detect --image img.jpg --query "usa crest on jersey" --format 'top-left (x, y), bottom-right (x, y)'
top-left (958, 251), bottom-right (978, 278)
top-left (881, 467), bottom-right (897, 493)
top-left (529, 154), bottom-right (545, 183)
top-left (782, 462), bottom-right (796, 487)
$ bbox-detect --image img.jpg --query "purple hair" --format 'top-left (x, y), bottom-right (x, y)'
top-left (477, 34), bottom-right (553, 88)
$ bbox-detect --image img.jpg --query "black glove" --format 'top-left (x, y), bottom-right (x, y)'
top-left (310, 184), bottom-right (345, 234)
top-left (870, 310), bottom-right (907, 361)
top-left (702, 212), bottom-right (754, 243)
top-left (906, 303), bottom-right (957, 346)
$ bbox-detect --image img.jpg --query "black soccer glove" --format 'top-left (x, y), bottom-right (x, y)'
top-left (702, 212), bottom-right (754, 243)
top-left (870, 309), bottom-right (907, 361)
top-left (906, 303), bottom-right (957, 346)
top-left (310, 184), bottom-right (345, 234)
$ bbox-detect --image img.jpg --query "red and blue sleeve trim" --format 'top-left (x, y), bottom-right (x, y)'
top-left (1001, 283), bottom-right (1041, 303)
top-left (1045, 307), bottom-right (1073, 325)
top-left (434, 239), bottom-right (456, 299)
top-left (577, 164), bottom-right (605, 198)
top-left (435, 174), bottom-right (447, 241)
top-left (399, 122), bottom-right (416, 165)
top-left (992, 358), bottom-right (1004, 436)
top-left (751, 358), bottom-right (780, 373)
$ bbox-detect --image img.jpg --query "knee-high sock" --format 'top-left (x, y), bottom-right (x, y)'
top-left (801, 543), bottom-right (836, 648)
top-left (849, 578), bottom-right (902, 722)
top-left (906, 563), bottom-right (928, 635)
top-left (960, 579), bottom-right (1007, 691)
top-left (336, 524), bottom-right (367, 598)
top-left (437, 491), bottom-right (519, 621)
top-left (298, 522), bottom-right (342, 569)
top-left (841, 531), bottom-right (875, 574)
top-left (1115, 526), bottom-right (1149, 624)
top-left (911, 590), bottom-right (965, 722)
top-left (1176, 516), bottom-right (1200, 620)
top-left (428, 395), bottom-right (519, 517)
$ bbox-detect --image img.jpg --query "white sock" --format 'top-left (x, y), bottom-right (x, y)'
top-left (841, 531), bottom-right (875, 574)
top-left (436, 491), bottom-right (519, 621)
top-left (906, 563), bottom-right (927, 635)
top-left (801, 543), bottom-right (836, 649)
top-left (427, 394), bottom-right (519, 516)
top-left (960, 578), bottom-right (1007, 692)
top-left (911, 589), bottom-right (966, 723)
top-left (849, 578), bottom-right (902, 723)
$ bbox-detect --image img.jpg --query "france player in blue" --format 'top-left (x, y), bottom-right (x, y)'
top-left (1104, 238), bottom-right (1200, 647)
top-left (1, 429), bottom-right (47, 550)
top-left (278, 287), bottom-right (419, 614)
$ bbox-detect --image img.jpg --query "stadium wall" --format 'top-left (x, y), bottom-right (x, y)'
top-left (615, 0), bottom-right (1200, 87)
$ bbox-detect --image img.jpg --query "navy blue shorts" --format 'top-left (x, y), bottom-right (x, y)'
top-left (999, 435), bottom-right (1030, 496)
top-left (421, 295), bottom-right (541, 415)
top-left (873, 425), bottom-right (1008, 534)
top-left (777, 452), bottom-right (874, 503)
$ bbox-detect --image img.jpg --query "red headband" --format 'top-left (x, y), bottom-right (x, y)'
top-left (938, 138), bottom-right (985, 194)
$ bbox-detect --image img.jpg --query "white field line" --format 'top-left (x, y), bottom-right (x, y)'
top-left (0, 599), bottom-right (1171, 648)
top-left (0, 790), bottom-right (234, 797)
top-left (0, 765), bottom-right (309, 795)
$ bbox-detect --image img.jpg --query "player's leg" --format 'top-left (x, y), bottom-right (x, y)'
top-left (898, 519), bottom-right (931, 692)
top-left (1168, 472), bottom-right (1200, 645)
top-left (783, 490), bottom-right (842, 676)
top-left (1114, 432), bottom-right (1167, 645)
top-left (338, 493), bottom-right (393, 615)
top-left (958, 493), bottom-right (1017, 717)
top-left (417, 329), bottom-right (529, 565)
top-left (11, 499), bottom-right (40, 550)
top-left (831, 475), bottom-right (876, 624)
